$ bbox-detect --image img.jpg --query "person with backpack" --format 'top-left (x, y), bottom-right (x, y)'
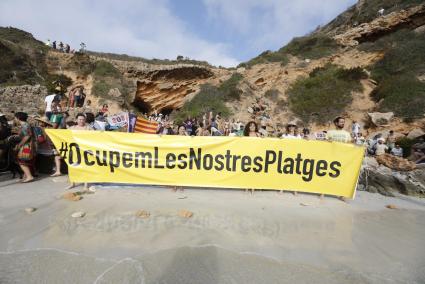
top-left (34, 117), bottom-right (65, 177)
top-left (14, 112), bottom-right (35, 183)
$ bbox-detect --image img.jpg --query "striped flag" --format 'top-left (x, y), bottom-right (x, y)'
top-left (134, 117), bottom-right (158, 134)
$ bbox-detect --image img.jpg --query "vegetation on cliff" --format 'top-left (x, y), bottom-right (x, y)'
top-left (287, 64), bottom-right (367, 123)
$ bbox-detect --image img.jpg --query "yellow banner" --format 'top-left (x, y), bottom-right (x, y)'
top-left (46, 130), bottom-right (365, 198)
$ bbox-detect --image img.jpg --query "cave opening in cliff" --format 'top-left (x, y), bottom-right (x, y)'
top-left (160, 107), bottom-right (174, 116)
top-left (132, 99), bottom-right (152, 114)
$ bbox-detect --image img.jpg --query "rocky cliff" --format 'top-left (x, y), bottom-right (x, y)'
top-left (1, 0), bottom-right (424, 131)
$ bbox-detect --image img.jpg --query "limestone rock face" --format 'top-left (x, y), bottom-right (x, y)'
top-left (131, 66), bottom-right (214, 114)
top-left (0, 85), bottom-right (47, 117)
top-left (376, 154), bottom-right (416, 172)
top-left (368, 112), bottom-right (394, 126)
top-left (359, 156), bottom-right (425, 197)
top-left (333, 4), bottom-right (425, 46)
top-left (407, 128), bottom-right (425, 139)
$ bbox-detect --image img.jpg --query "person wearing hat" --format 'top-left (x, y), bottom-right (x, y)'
top-left (281, 122), bottom-right (301, 139)
top-left (375, 138), bottom-right (388, 156)
top-left (280, 122), bottom-right (302, 196)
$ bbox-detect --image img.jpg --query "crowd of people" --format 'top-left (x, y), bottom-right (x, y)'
top-left (45, 39), bottom-right (86, 53)
top-left (0, 85), bottom-right (424, 191)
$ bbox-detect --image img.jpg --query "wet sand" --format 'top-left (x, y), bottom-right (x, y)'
top-left (0, 174), bottom-right (424, 283)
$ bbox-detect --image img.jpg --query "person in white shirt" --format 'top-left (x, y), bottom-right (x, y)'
top-left (390, 144), bottom-right (403, 157)
top-left (351, 121), bottom-right (361, 138)
top-left (281, 123), bottom-right (301, 139)
top-left (281, 123), bottom-right (301, 196)
top-left (44, 94), bottom-right (56, 120)
top-left (375, 138), bottom-right (388, 156)
top-left (355, 132), bottom-right (366, 146)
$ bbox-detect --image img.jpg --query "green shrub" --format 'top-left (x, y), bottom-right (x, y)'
top-left (67, 53), bottom-right (94, 77)
top-left (45, 74), bottom-right (73, 93)
top-left (241, 50), bottom-right (289, 68)
top-left (288, 64), bottom-right (365, 123)
top-left (92, 80), bottom-right (113, 97)
top-left (174, 84), bottom-right (231, 122)
top-left (352, 0), bottom-right (423, 25)
top-left (365, 29), bottom-right (425, 119)
top-left (358, 29), bottom-right (414, 53)
top-left (239, 34), bottom-right (338, 68)
top-left (218, 73), bottom-right (243, 101)
top-left (0, 27), bottom-right (48, 86)
top-left (396, 137), bottom-right (416, 158)
top-left (371, 76), bottom-right (425, 120)
top-left (370, 31), bottom-right (425, 82)
top-left (279, 34), bottom-right (339, 59)
top-left (93, 60), bottom-right (120, 78)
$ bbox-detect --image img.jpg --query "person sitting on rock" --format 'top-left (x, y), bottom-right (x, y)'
top-left (375, 138), bottom-right (388, 156)
top-left (355, 132), bottom-right (366, 146)
top-left (390, 144), bottom-right (403, 158)
top-left (386, 130), bottom-right (396, 151)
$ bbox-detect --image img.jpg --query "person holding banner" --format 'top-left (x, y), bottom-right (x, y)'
top-left (327, 117), bottom-right (352, 144)
top-left (172, 125), bottom-right (188, 192)
top-left (177, 125), bottom-right (189, 136)
top-left (243, 121), bottom-right (261, 137)
top-left (281, 123), bottom-right (301, 139)
top-left (66, 113), bottom-right (92, 190)
top-left (244, 121), bottom-right (261, 194)
top-left (281, 123), bottom-right (302, 196)
top-left (323, 116), bottom-right (353, 201)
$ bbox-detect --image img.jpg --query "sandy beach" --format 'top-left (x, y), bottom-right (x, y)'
top-left (0, 174), bottom-right (424, 284)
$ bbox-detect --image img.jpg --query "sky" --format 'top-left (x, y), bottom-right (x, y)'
top-left (0, 0), bottom-right (356, 67)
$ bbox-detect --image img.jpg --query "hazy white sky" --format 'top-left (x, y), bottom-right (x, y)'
top-left (0, 0), bottom-right (356, 67)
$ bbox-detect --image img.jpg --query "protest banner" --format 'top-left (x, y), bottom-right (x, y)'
top-left (46, 130), bottom-right (365, 198)
top-left (107, 112), bottom-right (129, 128)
